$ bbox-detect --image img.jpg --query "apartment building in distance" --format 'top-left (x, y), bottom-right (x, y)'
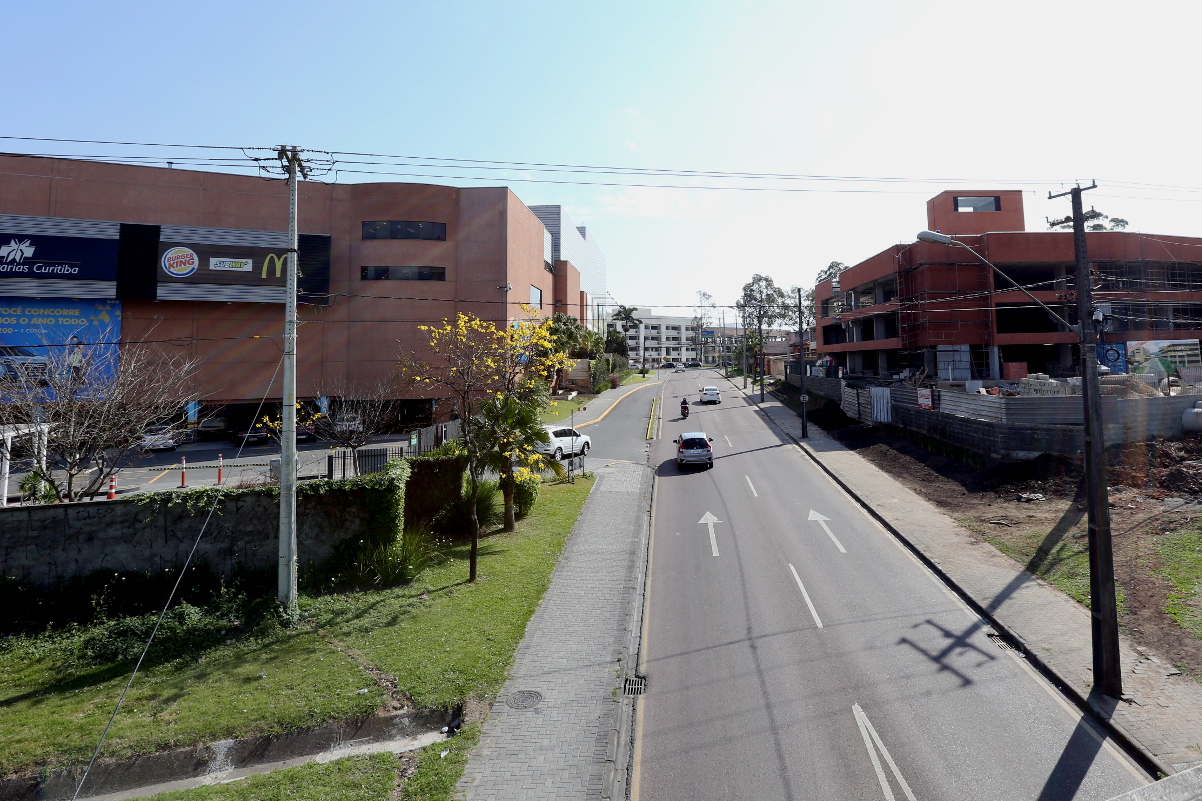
top-left (814, 190), bottom-right (1202, 380)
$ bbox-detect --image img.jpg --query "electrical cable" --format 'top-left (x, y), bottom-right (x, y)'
top-left (70, 352), bottom-right (285, 800)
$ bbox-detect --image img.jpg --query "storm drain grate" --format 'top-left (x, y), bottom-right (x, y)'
top-left (623, 675), bottom-right (647, 696)
top-left (506, 690), bottom-right (543, 709)
top-left (987, 632), bottom-right (1018, 653)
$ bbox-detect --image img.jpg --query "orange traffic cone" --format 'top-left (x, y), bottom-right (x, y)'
top-left (107, 475), bottom-right (116, 500)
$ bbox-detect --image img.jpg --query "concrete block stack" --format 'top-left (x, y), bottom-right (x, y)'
top-left (1018, 374), bottom-right (1067, 396)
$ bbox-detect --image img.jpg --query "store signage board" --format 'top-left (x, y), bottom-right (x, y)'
top-left (0, 233), bottom-right (118, 281)
top-left (0, 297), bottom-right (122, 383)
top-left (158, 242), bottom-right (288, 287)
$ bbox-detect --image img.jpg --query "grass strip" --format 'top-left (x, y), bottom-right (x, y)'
top-left (541, 395), bottom-right (593, 424)
top-left (0, 478), bottom-right (593, 775)
top-left (1157, 524), bottom-right (1202, 640)
top-left (131, 752), bottom-right (398, 801)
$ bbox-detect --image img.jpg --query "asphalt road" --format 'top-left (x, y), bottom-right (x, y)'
top-left (632, 370), bottom-right (1150, 801)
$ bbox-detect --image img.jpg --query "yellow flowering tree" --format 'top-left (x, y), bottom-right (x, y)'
top-left (398, 307), bottom-right (570, 579)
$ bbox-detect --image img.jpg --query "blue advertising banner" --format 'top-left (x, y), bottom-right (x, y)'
top-left (1098, 342), bottom-right (1128, 374)
top-left (0, 233), bottom-right (119, 281)
top-left (0, 298), bottom-right (122, 382)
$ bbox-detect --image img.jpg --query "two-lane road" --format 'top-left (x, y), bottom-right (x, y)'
top-left (634, 370), bottom-right (1148, 800)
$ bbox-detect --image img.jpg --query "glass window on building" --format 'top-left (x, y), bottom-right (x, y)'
top-left (360, 266), bottom-right (446, 281)
top-left (954, 196), bottom-right (1000, 213)
top-left (361, 221), bottom-right (448, 241)
top-left (530, 285), bottom-right (543, 308)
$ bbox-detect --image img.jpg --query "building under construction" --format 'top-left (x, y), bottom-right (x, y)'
top-left (814, 190), bottom-right (1202, 381)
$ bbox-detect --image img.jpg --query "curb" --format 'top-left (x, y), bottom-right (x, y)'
top-left (726, 376), bottom-right (1172, 781)
top-left (601, 458), bottom-right (655, 800)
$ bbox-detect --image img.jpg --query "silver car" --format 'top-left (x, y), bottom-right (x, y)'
top-left (675, 432), bottom-right (714, 469)
top-left (535, 424), bottom-right (591, 460)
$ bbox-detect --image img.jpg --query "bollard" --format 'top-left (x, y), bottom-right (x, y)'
top-left (107, 474), bottom-right (116, 500)
top-left (217, 454), bottom-right (223, 485)
top-left (179, 455), bottom-right (187, 488)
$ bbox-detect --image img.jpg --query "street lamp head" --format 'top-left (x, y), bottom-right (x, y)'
top-left (917, 230), bottom-right (955, 245)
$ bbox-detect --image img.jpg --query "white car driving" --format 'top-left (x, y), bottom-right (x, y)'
top-left (534, 424), bottom-right (591, 460)
top-left (700, 386), bottom-right (721, 404)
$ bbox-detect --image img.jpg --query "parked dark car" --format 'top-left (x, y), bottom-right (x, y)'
top-left (297, 423), bottom-right (318, 442)
top-left (230, 423), bottom-right (271, 446)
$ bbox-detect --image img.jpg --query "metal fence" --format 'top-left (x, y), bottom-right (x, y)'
top-left (325, 420), bottom-right (460, 480)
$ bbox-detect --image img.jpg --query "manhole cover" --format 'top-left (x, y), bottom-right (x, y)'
top-left (506, 690), bottom-right (543, 709)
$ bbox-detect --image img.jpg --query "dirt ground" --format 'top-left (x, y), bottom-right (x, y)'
top-left (804, 401), bottom-right (1202, 679)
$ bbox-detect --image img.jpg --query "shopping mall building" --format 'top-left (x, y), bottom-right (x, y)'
top-left (0, 154), bottom-right (606, 423)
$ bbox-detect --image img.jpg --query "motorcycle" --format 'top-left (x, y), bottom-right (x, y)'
top-left (681, 401), bottom-right (689, 419)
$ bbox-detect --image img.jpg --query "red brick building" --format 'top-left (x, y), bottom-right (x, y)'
top-left (0, 154), bottom-right (592, 421)
top-left (814, 191), bottom-right (1202, 380)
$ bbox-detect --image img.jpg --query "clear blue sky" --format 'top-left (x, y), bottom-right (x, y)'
top-left (6, 0), bottom-right (1201, 313)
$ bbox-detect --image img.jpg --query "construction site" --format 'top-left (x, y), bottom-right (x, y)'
top-left (809, 190), bottom-right (1202, 459)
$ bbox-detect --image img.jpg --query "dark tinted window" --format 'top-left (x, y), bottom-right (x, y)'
top-left (361, 221), bottom-right (447, 241)
top-left (360, 266), bottom-right (446, 281)
top-left (681, 438), bottom-right (709, 449)
top-left (954, 196), bottom-right (1000, 212)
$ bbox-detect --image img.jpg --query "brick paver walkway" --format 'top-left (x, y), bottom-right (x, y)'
top-left (457, 461), bottom-right (651, 800)
top-left (729, 378), bottom-right (1202, 776)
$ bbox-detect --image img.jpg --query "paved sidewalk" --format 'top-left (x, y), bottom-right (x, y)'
top-left (456, 460), bottom-right (652, 800)
top-left (727, 378), bottom-right (1202, 776)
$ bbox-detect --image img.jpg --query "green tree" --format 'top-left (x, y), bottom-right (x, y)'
top-left (1049, 209), bottom-right (1130, 232)
top-left (548, 312), bottom-right (587, 355)
top-left (573, 328), bottom-right (606, 359)
top-left (605, 329), bottom-right (629, 356)
top-left (398, 307), bottom-right (569, 581)
top-left (815, 261), bottom-right (847, 285)
top-left (736, 275), bottom-right (790, 386)
top-left (611, 305), bottom-right (643, 334)
top-left (475, 382), bottom-right (559, 532)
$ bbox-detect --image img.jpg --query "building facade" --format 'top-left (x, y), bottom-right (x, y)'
top-left (527, 205), bottom-right (607, 330)
top-left (0, 155), bottom-right (602, 420)
top-left (814, 190), bottom-right (1202, 380)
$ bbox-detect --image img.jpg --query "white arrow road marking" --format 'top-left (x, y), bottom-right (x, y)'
top-left (853, 704), bottom-right (917, 801)
top-left (698, 511), bottom-right (721, 556)
top-left (807, 510), bottom-right (847, 553)
top-left (788, 564), bottom-right (823, 629)
top-left (745, 475), bottom-right (758, 497)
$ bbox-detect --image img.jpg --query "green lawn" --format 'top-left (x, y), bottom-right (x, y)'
top-left (622, 373), bottom-right (649, 385)
top-left (0, 478), bottom-right (594, 775)
top-left (1158, 524), bottom-right (1202, 640)
top-left (540, 395), bottom-right (594, 424)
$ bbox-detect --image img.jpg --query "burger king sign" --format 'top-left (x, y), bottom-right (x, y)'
top-left (162, 246), bottom-right (199, 278)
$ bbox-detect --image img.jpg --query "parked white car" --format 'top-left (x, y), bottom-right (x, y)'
top-left (534, 424), bottom-right (591, 460)
top-left (140, 425), bottom-right (177, 452)
top-left (699, 386), bottom-right (721, 404)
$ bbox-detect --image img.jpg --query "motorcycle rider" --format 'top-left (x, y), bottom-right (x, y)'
top-left (681, 397), bottom-right (689, 418)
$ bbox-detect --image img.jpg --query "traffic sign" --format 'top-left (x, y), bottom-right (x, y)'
top-left (801, 394), bottom-right (809, 402)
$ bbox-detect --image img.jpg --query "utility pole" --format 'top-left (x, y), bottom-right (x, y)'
top-left (796, 287), bottom-right (809, 438)
top-left (758, 306), bottom-right (766, 403)
top-left (277, 145), bottom-right (308, 615)
top-left (1050, 182), bottom-right (1121, 698)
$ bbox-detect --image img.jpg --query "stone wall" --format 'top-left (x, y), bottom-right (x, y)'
top-left (0, 484), bottom-right (380, 590)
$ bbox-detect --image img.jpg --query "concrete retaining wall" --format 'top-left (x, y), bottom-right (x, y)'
top-left (0, 488), bottom-right (372, 589)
